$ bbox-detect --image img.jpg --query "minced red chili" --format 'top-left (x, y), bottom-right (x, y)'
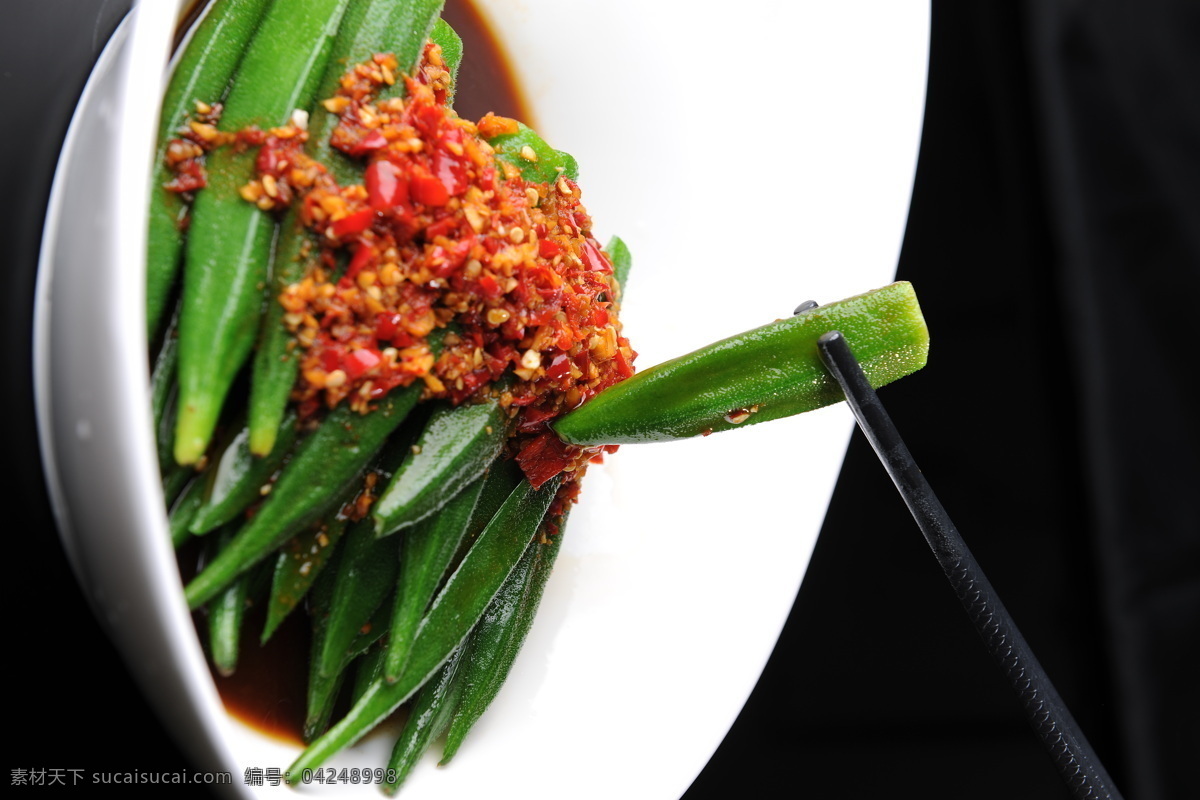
top-left (235, 42), bottom-right (635, 494)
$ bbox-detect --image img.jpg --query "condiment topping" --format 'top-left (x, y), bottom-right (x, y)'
top-left (180, 42), bottom-right (634, 492)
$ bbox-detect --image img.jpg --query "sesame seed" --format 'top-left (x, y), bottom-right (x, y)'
top-left (520, 145), bottom-right (539, 162)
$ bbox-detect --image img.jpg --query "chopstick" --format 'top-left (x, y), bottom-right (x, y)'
top-left (815, 328), bottom-right (1123, 800)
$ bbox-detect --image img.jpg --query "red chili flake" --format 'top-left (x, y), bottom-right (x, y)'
top-left (411, 164), bottom-right (450, 206)
top-left (365, 161), bottom-right (408, 211)
top-left (580, 239), bottom-right (609, 273)
top-left (516, 432), bottom-right (576, 489)
top-left (538, 239), bottom-right (562, 259)
top-left (374, 312), bottom-right (402, 341)
top-left (343, 240), bottom-right (375, 282)
top-left (545, 353), bottom-right (572, 382)
top-left (330, 208), bottom-right (375, 238)
top-left (432, 149), bottom-right (468, 196)
top-left (344, 348), bottom-right (382, 379)
top-left (349, 129), bottom-right (388, 156)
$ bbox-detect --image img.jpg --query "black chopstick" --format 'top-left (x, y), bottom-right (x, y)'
top-left (816, 329), bottom-right (1123, 800)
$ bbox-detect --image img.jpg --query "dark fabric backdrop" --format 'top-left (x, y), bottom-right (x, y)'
top-left (3, 2), bottom-right (1195, 798)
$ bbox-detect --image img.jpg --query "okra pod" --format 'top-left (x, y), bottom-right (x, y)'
top-left (247, 0), bottom-right (445, 455)
top-left (206, 529), bottom-right (249, 677)
top-left (288, 475), bottom-right (562, 777)
top-left (553, 281), bottom-right (929, 445)
top-left (383, 472), bottom-right (487, 682)
top-left (441, 512), bottom-right (566, 763)
top-left (174, 0), bottom-right (353, 465)
top-left (605, 235), bottom-right (631, 297)
top-left (372, 397), bottom-right (510, 536)
top-left (147, 0), bottom-right (272, 339)
top-left (168, 475), bottom-right (205, 549)
top-left (430, 18), bottom-right (462, 102)
top-left (185, 383), bottom-right (421, 609)
top-left (383, 645), bottom-right (468, 794)
top-left (317, 519), bottom-right (399, 678)
top-left (261, 515), bottom-right (348, 643)
top-left (189, 411), bottom-right (299, 534)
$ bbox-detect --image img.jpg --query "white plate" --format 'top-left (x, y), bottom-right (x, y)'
top-left (35, 1), bottom-right (928, 797)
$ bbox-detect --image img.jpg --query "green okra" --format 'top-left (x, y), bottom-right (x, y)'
top-left (372, 396), bottom-right (511, 536)
top-left (150, 305), bottom-right (179, 456)
top-left (189, 411), bottom-right (299, 534)
top-left (206, 529), bottom-right (250, 677)
top-left (430, 18), bottom-right (462, 102)
top-left (247, 0), bottom-right (445, 456)
top-left (169, 475), bottom-right (206, 549)
top-left (262, 515), bottom-right (349, 643)
top-left (317, 497), bottom-right (405, 678)
top-left (316, 517), bottom-right (399, 678)
top-left (185, 383), bottom-right (422, 609)
top-left (288, 475), bottom-right (562, 778)
top-left (174, 0), bottom-right (353, 466)
top-left (383, 473), bottom-right (487, 682)
top-left (553, 281), bottom-right (930, 446)
top-left (306, 571), bottom-right (394, 741)
top-left (186, 328), bottom-right (448, 608)
top-left (384, 645), bottom-right (468, 794)
top-left (351, 641), bottom-right (388, 708)
top-left (304, 558), bottom-right (345, 742)
top-left (441, 511), bottom-right (566, 763)
top-left (162, 463), bottom-right (192, 511)
top-left (312, 406), bottom-right (431, 669)
top-left (147, 0), bottom-right (273, 340)
top-left (487, 123), bottom-right (580, 184)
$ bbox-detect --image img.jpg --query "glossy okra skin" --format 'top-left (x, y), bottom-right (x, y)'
top-left (372, 397), bottom-right (511, 535)
top-left (146, 0), bottom-right (272, 340)
top-left (184, 382), bottom-right (422, 609)
top-left (174, 0), bottom-right (353, 466)
top-left (382, 458), bottom-right (526, 681)
top-left (169, 476), bottom-right (205, 549)
top-left (554, 281), bottom-right (929, 445)
top-left (441, 512), bottom-right (566, 763)
top-left (384, 472), bottom-right (487, 681)
top-left (188, 411), bottom-right (299, 534)
top-left (317, 503), bottom-right (401, 678)
top-left (206, 529), bottom-right (249, 677)
top-left (289, 475), bottom-right (562, 778)
top-left (384, 645), bottom-right (468, 794)
top-left (262, 515), bottom-right (348, 643)
top-left (246, 0), bottom-right (445, 456)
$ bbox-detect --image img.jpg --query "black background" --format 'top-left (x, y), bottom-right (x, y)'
top-left (3, 2), bottom-right (1196, 798)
